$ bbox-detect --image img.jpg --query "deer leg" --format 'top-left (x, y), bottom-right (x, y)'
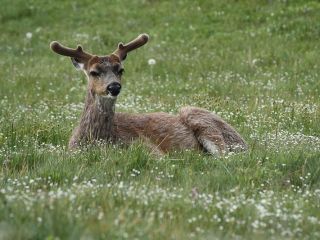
top-left (197, 132), bottom-right (226, 155)
top-left (179, 106), bottom-right (227, 155)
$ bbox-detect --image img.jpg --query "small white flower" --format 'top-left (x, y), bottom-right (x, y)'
top-left (97, 211), bottom-right (104, 220)
top-left (148, 58), bottom-right (156, 65)
top-left (252, 58), bottom-right (259, 65)
top-left (26, 32), bottom-right (33, 39)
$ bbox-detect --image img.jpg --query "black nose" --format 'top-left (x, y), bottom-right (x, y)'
top-left (107, 82), bottom-right (121, 96)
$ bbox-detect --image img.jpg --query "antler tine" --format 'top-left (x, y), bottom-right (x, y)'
top-left (50, 41), bottom-right (92, 61)
top-left (112, 33), bottom-right (149, 61)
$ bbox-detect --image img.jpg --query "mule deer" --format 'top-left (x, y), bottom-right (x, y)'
top-left (50, 34), bottom-right (247, 156)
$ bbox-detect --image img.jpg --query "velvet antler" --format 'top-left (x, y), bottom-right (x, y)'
top-left (50, 41), bottom-right (92, 62)
top-left (112, 33), bottom-right (149, 61)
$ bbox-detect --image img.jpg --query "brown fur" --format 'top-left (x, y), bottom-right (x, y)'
top-left (50, 34), bottom-right (248, 156)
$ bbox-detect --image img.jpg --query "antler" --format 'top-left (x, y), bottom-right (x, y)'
top-left (112, 33), bottom-right (149, 61)
top-left (50, 41), bottom-right (92, 62)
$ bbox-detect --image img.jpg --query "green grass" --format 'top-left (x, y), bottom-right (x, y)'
top-left (0, 0), bottom-right (320, 239)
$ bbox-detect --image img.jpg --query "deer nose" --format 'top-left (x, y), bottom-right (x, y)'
top-left (107, 82), bottom-right (121, 96)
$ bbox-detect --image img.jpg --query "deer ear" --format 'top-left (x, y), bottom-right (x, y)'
top-left (71, 57), bottom-right (84, 70)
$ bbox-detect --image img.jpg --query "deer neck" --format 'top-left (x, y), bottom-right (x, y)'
top-left (78, 90), bottom-right (116, 143)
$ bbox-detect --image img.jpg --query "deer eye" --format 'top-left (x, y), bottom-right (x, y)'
top-left (118, 69), bottom-right (125, 75)
top-left (90, 70), bottom-right (100, 77)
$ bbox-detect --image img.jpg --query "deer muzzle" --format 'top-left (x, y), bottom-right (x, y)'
top-left (107, 82), bottom-right (121, 96)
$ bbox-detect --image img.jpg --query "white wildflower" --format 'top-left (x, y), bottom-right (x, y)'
top-left (97, 211), bottom-right (104, 220)
top-left (148, 58), bottom-right (156, 65)
top-left (26, 32), bottom-right (33, 39)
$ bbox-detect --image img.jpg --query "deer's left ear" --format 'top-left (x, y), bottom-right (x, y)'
top-left (71, 58), bottom-right (85, 70)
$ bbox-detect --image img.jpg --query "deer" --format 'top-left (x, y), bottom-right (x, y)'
top-left (50, 33), bottom-right (248, 156)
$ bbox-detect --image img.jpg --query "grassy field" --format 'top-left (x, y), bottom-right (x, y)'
top-left (0, 0), bottom-right (320, 239)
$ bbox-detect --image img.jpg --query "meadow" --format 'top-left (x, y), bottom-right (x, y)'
top-left (0, 0), bottom-right (320, 239)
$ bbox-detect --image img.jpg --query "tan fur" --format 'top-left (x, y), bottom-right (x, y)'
top-left (50, 34), bottom-right (248, 156)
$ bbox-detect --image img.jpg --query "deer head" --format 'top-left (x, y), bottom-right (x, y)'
top-left (50, 34), bottom-right (149, 99)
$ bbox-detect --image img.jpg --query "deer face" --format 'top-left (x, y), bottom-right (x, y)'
top-left (73, 55), bottom-right (124, 98)
top-left (50, 34), bottom-right (149, 99)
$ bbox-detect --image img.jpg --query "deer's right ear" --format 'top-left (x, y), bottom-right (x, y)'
top-left (71, 58), bottom-right (85, 70)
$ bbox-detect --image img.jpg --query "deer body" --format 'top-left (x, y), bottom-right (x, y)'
top-left (51, 34), bottom-right (247, 155)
